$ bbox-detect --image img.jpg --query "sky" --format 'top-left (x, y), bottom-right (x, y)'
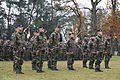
top-left (77, 0), bottom-right (108, 8)
top-left (0, 0), bottom-right (109, 12)
top-left (47, 0), bottom-right (108, 8)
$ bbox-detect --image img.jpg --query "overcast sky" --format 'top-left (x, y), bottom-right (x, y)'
top-left (0, 0), bottom-right (109, 10)
top-left (77, 0), bottom-right (108, 8)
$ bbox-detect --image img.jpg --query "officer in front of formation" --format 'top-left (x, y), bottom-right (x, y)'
top-left (12, 25), bottom-right (25, 74)
top-left (66, 32), bottom-right (76, 70)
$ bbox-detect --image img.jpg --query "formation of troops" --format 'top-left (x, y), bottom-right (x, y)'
top-left (0, 25), bottom-right (116, 74)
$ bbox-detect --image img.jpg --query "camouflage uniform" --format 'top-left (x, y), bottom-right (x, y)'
top-left (13, 31), bottom-right (25, 74)
top-left (30, 35), bottom-right (37, 70)
top-left (35, 32), bottom-right (47, 72)
top-left (104, 38), bottom-right (112, 69)
top-left (95, 36), bottom-right (104, 72)
top-left (89, 38), bottom-right (96, 69)
top-left (66, 37), bottom-right (76, 70)
top-left (82, 39), bottom-right (89, 68)
top-left (50, 31), bottom-right (62, 70)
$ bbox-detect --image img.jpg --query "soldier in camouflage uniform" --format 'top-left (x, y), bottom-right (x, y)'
top-left (12, 25), bottom-right (25, 74)
top-left (95, 31), bottom-right (104, 72)
top-left (50, 27), bottom-right (62, 70)
top-left (66, 33), bottom-right (76, 70)
top-left (89, 35), bottom-right (96, 69)
top-left (104, 35), bottom-right (112, 69)
top-left (35, 27), bottom-right (47, 73)
top-left (82, 36), bottom-right (89, 68)
top-left (30, 32), bottom-right (38, 70)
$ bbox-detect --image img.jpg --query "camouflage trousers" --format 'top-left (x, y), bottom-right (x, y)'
top-left (14, 57), bottom-right (24, 73)
top-left (95, 52), bottom-right (104, 70)
top-left (104, 53), bottom-right (112, 68)
top-left (83, 52), bottom-right (89, 67)
top-left (32, 51), bottom-right (37, 70)
top-left (48, 54), bottom-right (52, 69)
top-left (51, 48), bottom-right (58, 70)
top-left (36, 50), bottom-right (44, 71)
top-left (89, 52), bottom-right (96, 68)
top-left (67, 54), bottom-right (74, 69)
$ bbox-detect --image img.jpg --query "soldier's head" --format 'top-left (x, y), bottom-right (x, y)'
top-left (15, 26), bottom-right (19, 32)
top-left (33, 32), bottom-right (38, 36)
top-left (0, 39), bottom-right (3, 42)
top-left (6, 40), bottom-right (10, 43)
top-left (107, 36), bottom-right (111, 41)
top-left (18, 25), bottom-right (23, 32)
top-left (55, 27), bottom-right (59, 32)
top-left (39, 26), bottom-right (44, 33)
top-left (69, 32), bottom-right (74, 38)
top-left (97, 30), bottom-right (103, 36)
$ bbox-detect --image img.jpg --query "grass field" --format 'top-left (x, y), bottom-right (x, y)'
top-left (0, 56), bottom-right (120, 80)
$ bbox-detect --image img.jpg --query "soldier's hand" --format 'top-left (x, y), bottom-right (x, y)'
top-left (51, 48), bottom-right (54, 51)
top-left (96, 51), bottom-right (99, 55)
top-left (36, 50), bottom-right (39, 54)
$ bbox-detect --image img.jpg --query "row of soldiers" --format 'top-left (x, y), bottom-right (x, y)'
top-left (0, 25), bottom-right (113, 74)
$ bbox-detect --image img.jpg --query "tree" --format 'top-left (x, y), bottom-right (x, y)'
top-left (84, 0), bottom-right (102, 34)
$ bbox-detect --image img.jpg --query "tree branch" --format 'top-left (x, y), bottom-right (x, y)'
top-left (83, 7), bottom-right (92, 11)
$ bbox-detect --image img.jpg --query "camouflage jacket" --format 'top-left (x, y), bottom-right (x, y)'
top-left (35, 32), bottom-right (47, 50)
top-left (51, 32), bottom-right (62, 47)
top-left (66, 38), bottom-right (76, 54)
top-left (105, 39), bottom-right (111, 53)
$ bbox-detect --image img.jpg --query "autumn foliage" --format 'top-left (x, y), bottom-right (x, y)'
top-left (101, 0), bottom-right (120, 40)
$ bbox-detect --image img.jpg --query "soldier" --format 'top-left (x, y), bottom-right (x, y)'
top-left (104, 35), bottom-right (112, 69)
top-left (89, 35), bottom-right (96, 69)
top-left (30, 31), bottom-right (38, 70)
top-left (95, 31), bottom-right (104, 72)
top-left (11, 26), bottom-right (19, 72)
top-left (66, 33), bottom-right (76, 70)
top-left (35, 27), bottom-right (47, 73)
top-left (12, 25), bottom-right (25, 74)
top-left (50, 27), bottom-right (62, 70)
top-left (82, 36), bottom-right (89, 68)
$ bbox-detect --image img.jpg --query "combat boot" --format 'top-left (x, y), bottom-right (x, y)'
top-left (89, 67), bottom-right (94, 69)
top-left (16, 72), bottom-right (24, 74)
top-left (105, 67), bottom-right (111, 69)
top-left (95, 68), bottom-right (103, 72)
top-left (37, 70), bottom-right (44, 73)
top-left (32, 68), bottom-right (36, 70)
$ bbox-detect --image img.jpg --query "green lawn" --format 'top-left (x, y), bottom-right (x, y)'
top-left (0, 56), bottom-right (120, 80)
